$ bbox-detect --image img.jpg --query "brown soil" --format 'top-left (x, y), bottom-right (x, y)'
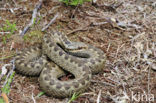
top-left (0, 0), bottom-right (156, 103)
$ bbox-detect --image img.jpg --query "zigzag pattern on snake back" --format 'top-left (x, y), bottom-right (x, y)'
top-left (15, 30), bottom-right (106, 98)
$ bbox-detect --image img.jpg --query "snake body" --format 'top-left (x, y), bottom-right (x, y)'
top-left (15, 31), bottom-right (106, 98)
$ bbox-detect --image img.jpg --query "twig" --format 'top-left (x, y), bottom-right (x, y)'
top-left (106, 43), bottom-right (111, 52)
top-left (111, 2), bottom-right (123, 9)
top-left (0, 8), bottom-right (20, 11)
top-left (93, 2), bottom-right (123, 13)
top-left (67, 24), bottom-right (91, 35)
top-left (91, 80), bottom-right (116, 87)
top-left (147, 67), bottom-right (151, 96)
top-left (115, 43), bottom-right (125, 58)
top-left (41, 12), bottom-right (59, 31)
top-left (32, 93), bottom-right (36, 103)
top-left (130, 32), bottom-right (145, 41)
top-left (20, 0), bottom-right (43, 36)
top-left (107, 77), bottom-right (121, 85)
top-left (104, 28), bottom-right (121, 36)
top-left (92, 22), bottom-right (108, 26)
top-left (71, 5), bottom-right (79, 19)
top-left (67, 27), bottom-right (89, 35)
top-left (67, 17), bottom-right (119, 35)
top-left (113, 66), bottom-right (127, 93)
top-left (11, 0), bottom-right (18, 7)
top-left (0, 64), bottom-right (9, 82)
top-left (0, 32), bottom-right (10, 35)
top-left (96, 90), bottom-right (101, 103)
top-left (0, 59), bottom-right (15, 103)
top-left (3, 59), bottom-right (15, 87)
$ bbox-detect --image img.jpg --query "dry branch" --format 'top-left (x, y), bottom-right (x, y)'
top-left (20, 0), bottom-right (43, 36)
top-left (96, 90), bottom-right (101, 103)
top-left (0, 64), bottom-right (9, 82)
top-left (2, 59), bottom-right (15, 87)
top-left (0, 59), bottom-right (15, 103)
top-left (41, 12), bottom-right (59, 31)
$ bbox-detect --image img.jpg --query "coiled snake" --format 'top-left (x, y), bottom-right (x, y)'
top-left (15, 31), bottom-right (106, 98)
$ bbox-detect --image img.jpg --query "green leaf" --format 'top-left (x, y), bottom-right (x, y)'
top-left (0, 98), bottom-right (5, 103)
top-left (59, 0), bottom-right (91, 6)
top-left (0, 28), bottom-right (3, 31)
top-left (36, 92), bottom-right (45, 97)
top-left (2, 20), bottom-right (16, 33)
top-left (70, 0), bottom-right (79, 5)
top-left (68, 92), bottom-right (81, 103)
top-left (2, 36), bottom-right (6, 44)
top-left (6, 34), bottom-right (11, 39)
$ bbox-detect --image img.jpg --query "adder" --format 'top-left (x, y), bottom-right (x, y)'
top-left (15, 30), bottom-right (106, 98)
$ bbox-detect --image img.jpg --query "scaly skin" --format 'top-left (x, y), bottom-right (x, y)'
top-left (15, 31), bottom-right (106, 98)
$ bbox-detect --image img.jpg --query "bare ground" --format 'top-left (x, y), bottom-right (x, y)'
top-left (0, 0), bottom-right (156, 103)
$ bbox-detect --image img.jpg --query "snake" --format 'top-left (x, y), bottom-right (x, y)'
top-left (15, 30), bottom-right (106, 98)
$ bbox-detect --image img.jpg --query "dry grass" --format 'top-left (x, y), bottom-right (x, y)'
top-left (0, 0), bottom-right (156, 103)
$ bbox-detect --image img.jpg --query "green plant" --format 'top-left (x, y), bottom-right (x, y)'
top-left (0, 98), bottom-right (4, 103)
top-left (0, 27), bottom-right (3, 31)
top-left (68, 92), bottom-right (81, 103)
top-left (56, 24), bottom-right (61, 29)
top-left (1, 71), bottom-right (15, 94)
top-left (32, 18), bottom-right (37, 27)
top-left (59, 0), bottom-right (91, 6)
top-left (23, 30), bottom-right (43, 42)
top-left (1, 20), bottom-right (17, 44)
top-left (36, 92), bottom-right (45, 97)
top-left (2, 36), bottom-right (7, 44)
top-left (3, 20), bottom-right (16, 34)
top-left (0, 71), bottom-right (15, 103)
